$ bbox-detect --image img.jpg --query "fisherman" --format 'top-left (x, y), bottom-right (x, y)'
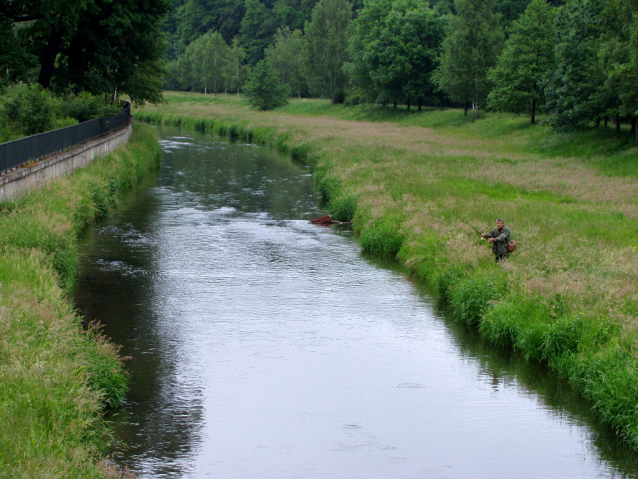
top-left (482, 218), bottom-right (511, 262)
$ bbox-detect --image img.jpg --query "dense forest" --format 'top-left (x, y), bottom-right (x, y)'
top-left (1, 0), bottom-right (637, 138)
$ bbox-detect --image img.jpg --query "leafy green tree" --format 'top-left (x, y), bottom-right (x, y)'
top-left (435, 0), bottom-right (503, 118)
top-left (226, 38), bottom-right (249, 96)
top-left (177, 0), bottom-right (245, 45)
top-left (304, 0), bottom-right (352, 104)
top-left (598, 0), bottom-right (638, 139)
top-left (345, 0), bottom-right (390, 103)
top-left (265, 28), bottom-right (307, 98)
top-left (7, 0), bottom-right (170, 103)
top-left (181, 31), bottom-right (232, 94)
top-left (495, 0), bottom-right (531, 27)
top-left (57, 0), bottom-right (171, 104)
top-left (240, 0), bottom-right (280, 65)
top-left (487, 0), bottom-right (556, 123)
top-left (244, 58), bottom-right (290, 109)
top-left (274, 0), bottom-right (319, 31)
top-left (347, 0), bottom-right (445, 109)
top-left (544, 0), bottom-right (606, 130)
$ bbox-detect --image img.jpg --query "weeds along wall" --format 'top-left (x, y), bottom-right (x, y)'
top-left (135, 107), bottom-right (638, 451)
top-left (0, 123), bottom-right (161, 479)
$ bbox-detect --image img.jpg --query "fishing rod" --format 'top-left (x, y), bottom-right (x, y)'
top-left (463, 221), bottom-right (484, 237)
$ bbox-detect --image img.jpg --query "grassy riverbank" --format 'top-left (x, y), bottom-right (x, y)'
top-left (136, 92), bottom-right (638, 448)
top-left (0, 123), bottom-right (161, 478)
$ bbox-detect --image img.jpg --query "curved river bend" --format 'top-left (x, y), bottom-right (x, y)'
top-left (74, 126), bottom-right (638, 479)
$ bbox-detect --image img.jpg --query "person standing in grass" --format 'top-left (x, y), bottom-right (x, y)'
top-left (482, 218), bottom-right (511, 262)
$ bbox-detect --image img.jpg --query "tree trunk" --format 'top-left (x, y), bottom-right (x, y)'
top-left (394, 101), bottom-right (397, 108)
top-left (418, 98), bottom-right (422, 112)
top-left (595, 117), bottom-right (600, 128)
top-left (531, 98), bottom-right (536, 125)
top-left (631, 116), bottom-right (636, 136)
top-left (464, 101), bottom-right (468, 116)
top-left (604, 117), bottom-right (608, 128)
top-left (475, 73), bottom-right (480, 119)
top-left (37, 30), bottom-right (63, 88)
top-left (407, 98), bottom-right (410, 111)
top-left (617, 116), bottom-right (621, 132)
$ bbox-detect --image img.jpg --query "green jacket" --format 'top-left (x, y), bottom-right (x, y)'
top-left (485, 226), bottom-right (511, 256)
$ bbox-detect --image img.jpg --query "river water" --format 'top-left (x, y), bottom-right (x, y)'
top-left (73, 126), bottom-right (638, 479)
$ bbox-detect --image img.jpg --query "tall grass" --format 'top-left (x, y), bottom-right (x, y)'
top-left (0, 123), bottom-right (161, 478)
top-left (136, 93), bottom-right (638, 448)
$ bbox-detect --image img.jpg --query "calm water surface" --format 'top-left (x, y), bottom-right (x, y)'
top-left (74, 126), bottom-right (638, 478)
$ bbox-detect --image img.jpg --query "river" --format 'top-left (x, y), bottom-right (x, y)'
top-left (73, 126), bottom-right (638, 478)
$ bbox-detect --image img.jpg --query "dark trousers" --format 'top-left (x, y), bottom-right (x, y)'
top-left (495, 253), bottom-right (509, 263)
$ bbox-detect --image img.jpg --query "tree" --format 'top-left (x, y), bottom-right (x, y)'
top-left (304, 0), bottom-right (352, 104)
top-left (598, 0), bottom-right (638, 140)
top-left (544, 0), bottom-right (606, 130)
top-left (177, 0), bottom-right (245, 45)
top-left (3, 0), bottom-right (171, 103)
top-left (495, 0), bottom-right (531, 28)
top-left (181, 31), bottom-right (232, 94)
top-left (436, 0), bottom-right (503, 118)
top-left (273, 0), bottom-right (319, 31)
top-left (345, 0), bottom-right (390, 103)
top-left (265, 28), bottom-right (307, 98)
top-left (244, 58), bottom-right (290, 110)
top-left (240, 0), bottom-right (280, 65)
top-left (226, 38), bottom-right (249, 96)
top-left (347, 0), bottom-right (445, 109)
top-left (487, 0), bottom-right (557, 123)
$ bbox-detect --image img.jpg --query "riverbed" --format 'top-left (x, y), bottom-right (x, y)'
top-left (73, 126), bottom-right (638, 478)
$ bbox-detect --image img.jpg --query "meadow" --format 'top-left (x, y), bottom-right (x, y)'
top-left (136, 92), bottom-right (638, 448)
top-left (0, 123), bottom-right (161, 478)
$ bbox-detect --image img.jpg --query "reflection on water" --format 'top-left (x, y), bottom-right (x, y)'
top-left (74, 127), bottom-right (638, 479)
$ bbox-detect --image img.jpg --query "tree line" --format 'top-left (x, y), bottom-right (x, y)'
top-left (1, 0), bottom-right (636, 140)
top-left (166, 0), bottom-right (638, 140)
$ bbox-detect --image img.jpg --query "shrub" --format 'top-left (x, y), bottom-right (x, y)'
top-left (330, 194), bottom-right (357, 222)
top-left (448, 269), bottom-right (508, 326)
top-left (244, 59), bottom-right (290, 111)
top-left (360, 217), bottom-right (405, 257)
top-left (0, 84), bottom-right (73, 136)
top-left (61, 92), bottom-right (121, 123)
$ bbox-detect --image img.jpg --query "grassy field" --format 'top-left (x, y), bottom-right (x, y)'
top-left (136, 92), bottom-right (638, 448)
top-left (0, 123), bottom-right (161, 478)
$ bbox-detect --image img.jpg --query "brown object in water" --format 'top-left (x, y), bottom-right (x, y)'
top-left (310, 214), bottom-right (339, 226)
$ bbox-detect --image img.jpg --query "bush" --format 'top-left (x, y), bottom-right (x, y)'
top-left (0, 84), bottom-right (74, 136)
top-left (329, 194), bottom-right (357, 222)
top-left (244, 59), bottom-right (290, 111)
top-left (360, 217), bottom-right (405, 257)
top-left (448, 269), bottom-right (508, 326)
top-left (61, 92), bottom-right (121, 123)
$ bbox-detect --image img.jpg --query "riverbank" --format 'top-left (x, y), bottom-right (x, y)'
top-left (136, 92), bottom-right (638, 449)
top-left (0, 123), bottom-right (161, 478)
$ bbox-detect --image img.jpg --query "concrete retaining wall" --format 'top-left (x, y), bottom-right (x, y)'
top-left (0, 120), bottom-right (133, 202)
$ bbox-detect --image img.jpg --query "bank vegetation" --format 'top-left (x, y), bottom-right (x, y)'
top-left (0, 123), bottom-right (161, 478)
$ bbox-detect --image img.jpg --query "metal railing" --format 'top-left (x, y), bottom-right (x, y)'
top-left (0, 102), bottom-right (131, 174)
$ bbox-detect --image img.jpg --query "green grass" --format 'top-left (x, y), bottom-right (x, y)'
top-left (0, 123), bottom-right (161, 478)
top-left (136, 92), bottom-right (638, 449)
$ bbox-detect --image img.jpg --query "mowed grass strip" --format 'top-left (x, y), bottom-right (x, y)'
top-left (0, 123), bottom-right (161, 478)
top-left (136, 93), bottom-right (638, 447)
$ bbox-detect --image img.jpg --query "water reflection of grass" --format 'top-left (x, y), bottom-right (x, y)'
top-left (0, 124), bottom-right (161, 478)
top-left (136, 92), bottom-right (638, 449)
